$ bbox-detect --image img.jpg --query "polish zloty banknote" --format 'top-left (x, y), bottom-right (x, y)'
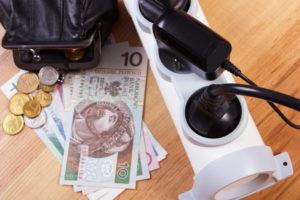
top-left (63, 42), bottom-right (129, 112)
top-left (52, 89), bottom-right (67, 138)
top-left (143, 124), bottom-right (160, 171)
top-left (84, 126), bottom-right (164, 200)
top-left (99, 188), bottom-right (125, 200)
top-left (85, 125), bottom-right (166, 200)
top-left (40, 90), bottom-right (67, 149)
top-left (57, 43), bottom-right (149, 192)
top-left (87, 188), bottom-right (125, 200)
top-left (63, 72), bottom-right (81, 112)
top-left (60, 45), bottom-right (148, 189)
top-left (68, 42), bottom-right (130, 107)
top-left (1, 70), bottom-right (26, 99)
top-left (86, 188), bottom-right (110, 200)
top-left (78, 127), bottom-right (151, 195)
top-left (136, 130), bottom-right (150, 181)
top-left (143, 123), bottom-right (168, 162)
top-left (73, 126), bottom-right (150, 194)
top-left (42, 106), bottom-right (65, 156)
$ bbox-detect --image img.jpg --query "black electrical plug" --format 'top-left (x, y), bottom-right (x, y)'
top-left (186, 84), bottom-right (300, 138)
top-left (186, 86), bottom-right (241, 139)
top-left (153, 9), bottom-right (232, 77)
top-left (140, 1), bottom-right (300, 132)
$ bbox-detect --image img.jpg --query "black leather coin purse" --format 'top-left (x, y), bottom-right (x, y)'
top-left (0, 0), bottom-right (118, 71)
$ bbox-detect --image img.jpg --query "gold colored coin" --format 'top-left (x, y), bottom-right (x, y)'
top-left (39, 82), bottom-right (57, 92)
top-left (64, 48), bottom-right (86, 61)
top-left (8, 93), bottom-right (30, 115)
top-left (28, 94), bottom-right (34, 100)
top-left (2, 113), bottom-right (24, 135)
top-left (23, 100), bottom-right (42, 118)
top-left (17, 72), bottom-right (39, 93)
top-left (35, 91), bottom-right (52, 107)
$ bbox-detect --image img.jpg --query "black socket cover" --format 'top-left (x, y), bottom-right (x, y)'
top-left (139, 0), bottom-right (190, 22)
top-left (185, 87), bottom-right (242, 139)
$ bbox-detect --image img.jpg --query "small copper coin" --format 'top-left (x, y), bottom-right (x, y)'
top-left (64, 48), bottom-right (86, 61)
top-left (2, 114), bottom-right (24, 135)
top-left (39, 82), bottom-right (57, 92)
top-left (23, 100), bottom-right (42, 118)
top-left (8, 93), bottom-right (30, 115)
top-left (17, 72), bottom-right (39, 94)
top-left (35, 91), bottom-right (52, 107)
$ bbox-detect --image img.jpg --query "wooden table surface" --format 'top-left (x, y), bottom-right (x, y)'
top-left (0, 0), bottom-right (300, 199)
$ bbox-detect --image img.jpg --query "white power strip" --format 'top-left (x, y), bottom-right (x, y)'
top-left (123, 0), bottom-right (293, 199)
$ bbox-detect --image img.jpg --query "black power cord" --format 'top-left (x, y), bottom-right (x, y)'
top-left (150, 7), bottom-right (300, 129)
top-left (207, 84), bottom-right (300, 111)
top-left (222, 60), bottom-right (300, 129)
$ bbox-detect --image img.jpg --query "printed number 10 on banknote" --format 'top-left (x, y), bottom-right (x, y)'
top-left (60, 46), bottom-right (148, 189)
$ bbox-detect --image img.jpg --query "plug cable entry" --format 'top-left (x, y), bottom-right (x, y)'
top-left (221, 60), bottom-right (300, 129)
top-left (206, 84), bottom-right (300, 111)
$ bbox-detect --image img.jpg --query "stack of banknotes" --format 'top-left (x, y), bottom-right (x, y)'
top-left (1, 42), bottom-right (168, 200)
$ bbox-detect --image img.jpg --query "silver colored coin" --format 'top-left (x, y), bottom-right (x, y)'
top-left (38, 66), bottom-right (59, 86)
top-left (24, 109), bottom-right (47, 129)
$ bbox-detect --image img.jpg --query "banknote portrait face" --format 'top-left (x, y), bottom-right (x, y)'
top-left (71, 101), bottom-right (135, 158)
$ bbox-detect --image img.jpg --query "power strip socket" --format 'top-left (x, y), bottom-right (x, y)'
top-left (124, 0), bottom-right (293, 199)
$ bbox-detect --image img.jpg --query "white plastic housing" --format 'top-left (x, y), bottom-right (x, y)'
top-left (123, 0), bottom-right (293, 199)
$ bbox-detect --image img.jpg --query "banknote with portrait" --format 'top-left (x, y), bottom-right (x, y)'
top-left (60, 45), bottom-right (148, 189)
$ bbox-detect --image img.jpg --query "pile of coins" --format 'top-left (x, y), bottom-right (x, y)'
top-left (2, 66), bottom-right (60, 135)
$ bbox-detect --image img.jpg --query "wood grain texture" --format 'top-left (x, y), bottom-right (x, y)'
top-left (0, 0), bottom-right (299, 199)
